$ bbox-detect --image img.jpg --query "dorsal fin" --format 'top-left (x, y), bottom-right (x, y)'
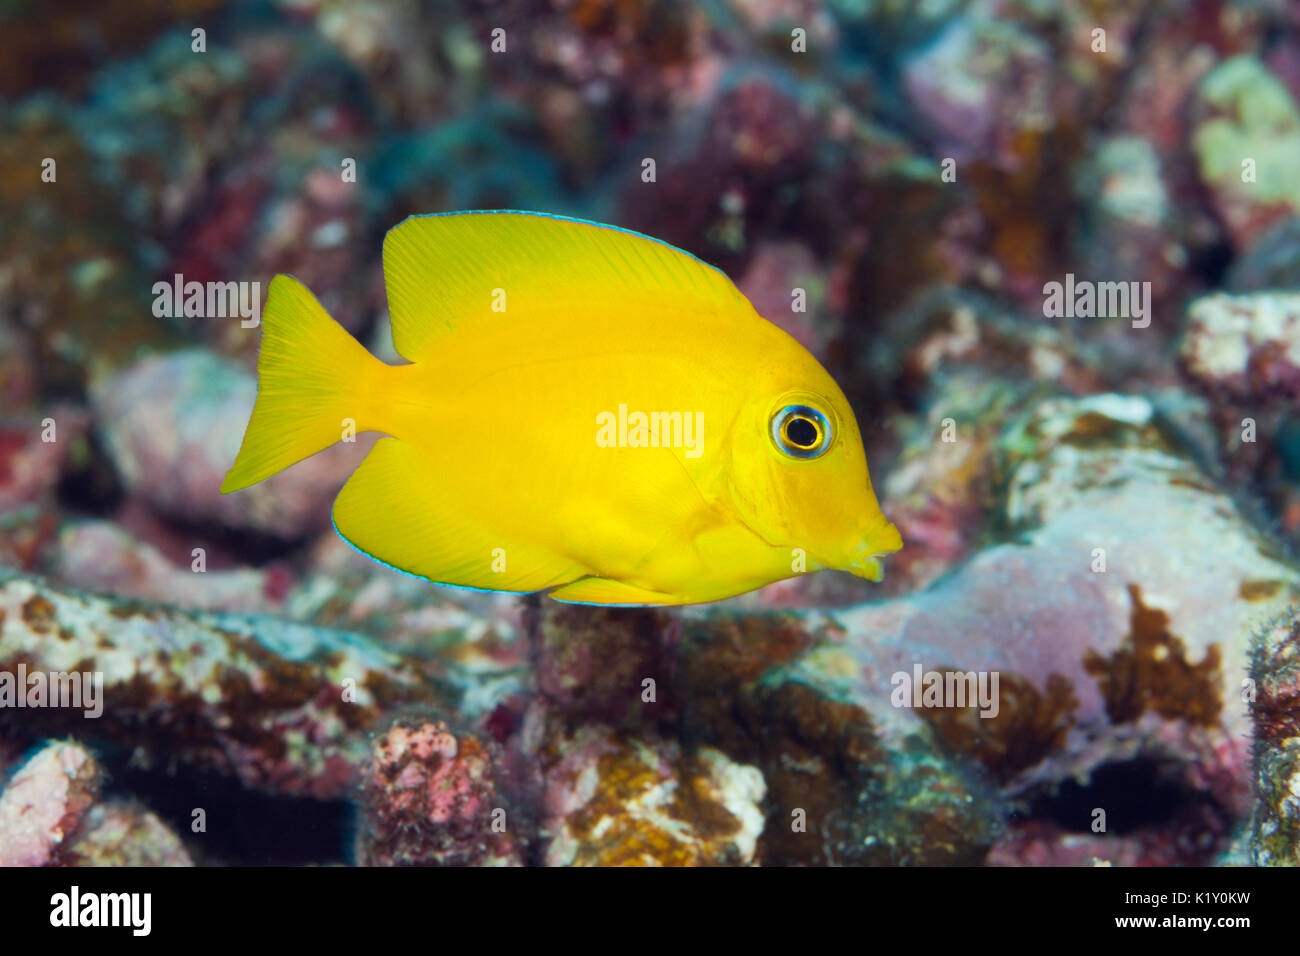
top-left (381, 210), bottom-right (754, 362)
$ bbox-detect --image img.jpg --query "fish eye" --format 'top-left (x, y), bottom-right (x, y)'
top-left (771, 405), bottom-right (832, 459)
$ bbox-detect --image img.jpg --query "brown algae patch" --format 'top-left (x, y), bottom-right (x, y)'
top-left (20, 595), bottom-right (56, 634)
top-left (918, 670), bottom-right (1078, 781)
top-left (561, 739), bottom-right (753, 866)
top-left (1239, 579), bottom-right (1284, 602)
top-left (1084, 584), bottom-right (1222, 726)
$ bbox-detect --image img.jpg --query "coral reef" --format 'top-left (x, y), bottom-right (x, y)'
top-left (535, 725), bottom-right (767, 867)
top-left (62, 801), bottom-right (193, 867)
top-left (0, 739), bottom-right (192, 866)
top-left (1180, 291), bottom-right (1300, 542)
top-left (52, 520), bottom-right (279, 614)
top-left (0, 740), bottom-right (101, 866)
top-left (1250, 610), bottom-right (1300, 866)
top-left (2, 0), bottom-right (1299, 868)
top-left (1192, 56), bottom-right (1300, 252)
top-left (355, 718), bottom-right (522, 866)
top-left (0, 570), bottom-right (447, 799)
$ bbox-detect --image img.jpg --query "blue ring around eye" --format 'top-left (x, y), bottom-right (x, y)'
top-left (771, 405), bottom-right (833, 459)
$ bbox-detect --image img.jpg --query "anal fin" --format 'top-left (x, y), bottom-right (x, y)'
top-left (548, 576), bottom-right (680, 607)
top-left (332, 438), bottom-right (584, 593)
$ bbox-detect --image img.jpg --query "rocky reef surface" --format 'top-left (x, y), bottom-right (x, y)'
top-left (2, 0), bottom-right (1300, 865)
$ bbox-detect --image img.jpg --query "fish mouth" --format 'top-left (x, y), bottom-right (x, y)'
top-left (845, 519), bottom-right (903, 582)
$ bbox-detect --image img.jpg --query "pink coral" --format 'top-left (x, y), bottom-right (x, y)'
top-left (357, 718), bottom-right (521, 866)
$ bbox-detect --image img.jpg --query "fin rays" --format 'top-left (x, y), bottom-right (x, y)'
top-left (381, 210), bottom-right (753, 362)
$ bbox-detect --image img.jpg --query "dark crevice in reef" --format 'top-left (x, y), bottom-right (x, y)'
top-left (161, 517), bottom-right (307, 568)
top-left (1190, 236), bottom-right (1236, 290)
top-left (101, 757), bottom-right (351, 866)
top-left (1022, 756), bottom-right (1230, 843)
top-left (55, 429), bottom-right (125, 517)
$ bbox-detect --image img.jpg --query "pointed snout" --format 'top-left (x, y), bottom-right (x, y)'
top-left (845, 517), bottom-right (903, 582)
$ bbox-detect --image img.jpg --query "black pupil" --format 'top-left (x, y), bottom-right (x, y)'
top-left (785, 416), bottom-right (819, 448)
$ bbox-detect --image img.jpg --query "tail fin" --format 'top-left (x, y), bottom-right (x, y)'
top-left (220, 275), bottom-right (384, 494)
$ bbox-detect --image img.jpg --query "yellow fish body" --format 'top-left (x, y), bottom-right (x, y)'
top-left (221, 212), bottom-right (901, 605)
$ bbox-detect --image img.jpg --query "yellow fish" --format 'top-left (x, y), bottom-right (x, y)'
top-left (221, 212), bottom-right (901, 605)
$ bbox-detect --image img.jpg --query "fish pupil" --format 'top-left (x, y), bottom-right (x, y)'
top-left (786, 417), bottom-right (819, 448)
